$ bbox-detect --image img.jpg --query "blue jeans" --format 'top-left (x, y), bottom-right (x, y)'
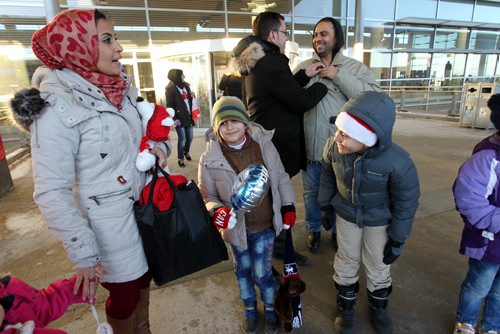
top-left (231, 228), bottom-right (276, 307)
top-left (302, 161), bottom-right (336, 233)
top-left (456, 258), bottom-right (500, 331)
top-left (175, 126), bottom-right (193, 159)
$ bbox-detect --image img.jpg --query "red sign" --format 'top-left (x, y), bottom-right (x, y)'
top-left (0, 134), bottom-right (5, 161)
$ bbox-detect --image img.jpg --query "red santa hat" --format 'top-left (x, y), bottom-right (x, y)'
top-left (146, 104), bottom-right (173, 142)
top-left (335, 111), bottom-right (378, 147)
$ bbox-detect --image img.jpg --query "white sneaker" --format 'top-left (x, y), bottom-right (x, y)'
top-left (479, 330), bottom-right (499, 334)
top-left (454, 322), bottom-right (476, 334)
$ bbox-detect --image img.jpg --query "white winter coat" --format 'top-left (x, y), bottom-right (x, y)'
top-left (28, 67), bottom-right (148, 283)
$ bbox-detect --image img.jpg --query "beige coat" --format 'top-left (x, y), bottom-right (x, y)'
top-left (198, 123), bottom-right (295, 250)
top-left (294, 49), bottom-right (380, 161)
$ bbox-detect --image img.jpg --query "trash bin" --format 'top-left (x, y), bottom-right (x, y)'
top-left (459, 84), bottom-right (480, 128)
top-left (0, 133), bottom-right (14, 197)
top-left (460, 83), bottom-right (500, 130)
top-left (474, 83), bottom-right (500, 129)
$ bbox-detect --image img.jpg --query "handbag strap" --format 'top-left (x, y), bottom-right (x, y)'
top-left (154, 160), bottom-right (179, 195)
top-left (143, 163), bottom-right (160, 205)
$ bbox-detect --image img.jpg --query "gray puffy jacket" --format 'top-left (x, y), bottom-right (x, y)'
top-left (318, 91), bottom-right (420, 243)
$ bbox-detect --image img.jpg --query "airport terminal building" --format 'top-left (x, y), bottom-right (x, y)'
top-left (0, 0), bottom-right (499, 129)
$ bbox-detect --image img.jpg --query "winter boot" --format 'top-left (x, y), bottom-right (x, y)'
top-left (334, 282), bottom-right (359, 334)
top-left (106, 313), bottom-right (135, 334)
top-left (134, 287), bottom-right (151, 334)
top-left (368, 287), bottom-right (393, 334)
top-left (242, 302), bottom-right (257, 333)
top-left (264, 305), bottom-right (279, 334)
top-left (453, 322), bottom-right (476, 334)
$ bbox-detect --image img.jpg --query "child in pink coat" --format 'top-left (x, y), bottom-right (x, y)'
top-left (0, 275), bottom-right (91, 334)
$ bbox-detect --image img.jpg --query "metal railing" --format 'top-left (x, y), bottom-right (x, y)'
top-left (382, 86), bottom-right (464, 116)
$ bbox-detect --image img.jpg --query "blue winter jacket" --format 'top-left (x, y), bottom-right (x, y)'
top-left (318, 91), bottom-right (420, 243)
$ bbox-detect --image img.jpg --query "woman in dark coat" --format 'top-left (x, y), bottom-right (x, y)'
top-left (165, 69), bottom-right (195, 167)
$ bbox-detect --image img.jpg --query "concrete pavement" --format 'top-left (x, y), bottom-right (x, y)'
top-left (0, 116), bottom-right (495, 333)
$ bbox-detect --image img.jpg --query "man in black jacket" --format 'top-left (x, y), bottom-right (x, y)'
top-left (233, 12), bottom-right (328, 266)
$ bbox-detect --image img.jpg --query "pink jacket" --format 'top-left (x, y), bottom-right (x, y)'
top-left (0, 275), bottom-right (85, 334)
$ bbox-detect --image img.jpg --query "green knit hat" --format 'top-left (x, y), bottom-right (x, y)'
top-left (212, 96), bottom-right (250, 133)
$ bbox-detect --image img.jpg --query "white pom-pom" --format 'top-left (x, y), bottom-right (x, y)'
top-left (166, 107), bottom-right (175, 117)
top-left (161, 118), bottom-right (174, 127)
top-left (136, 151), bottom-right (156, 172)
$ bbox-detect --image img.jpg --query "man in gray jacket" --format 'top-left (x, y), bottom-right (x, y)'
top-left (294, 17), bottom-right (380, 253)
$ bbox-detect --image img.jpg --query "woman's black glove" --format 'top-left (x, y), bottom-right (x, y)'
top-left (383, 238), bottom-right (404, 265)
top-left (320, 206), bottom-right (335, 231)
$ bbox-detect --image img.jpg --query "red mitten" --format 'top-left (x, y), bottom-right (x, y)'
top-left (281, 205), bottom-right (296, 229)
top-left (212, 207), bottom-right (236, 229)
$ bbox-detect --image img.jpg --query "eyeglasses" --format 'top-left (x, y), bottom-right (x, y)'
top-left (274, 29), bottom-right (290, 37)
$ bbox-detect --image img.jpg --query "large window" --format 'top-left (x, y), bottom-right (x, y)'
top-left (396, 0), bottom-right (437, 20)
top-left (363, 21), bottom-right (393, 50)
top-left (367, 52), bottom-right (392, 81)
top-left (430, 53), bottom-right (467, 86)
top-left (365, 0), bottom-right (395, 21)
top-left (395, 26), bottom-right (434, 50)
top-left (465, 54), bottom-right (498, 80)
top-left (392, 52), bottom-right (432, 86)
top-left (435, 28), bottom-right (469, 49)
top-left (473, 0), bottom-right (500, 22)
top-left (294, 0), bottom-right (347, 18)
top-left (437, 0), bottom-right (473, 21)
top-left (470, 30), bottom-right (500, 51)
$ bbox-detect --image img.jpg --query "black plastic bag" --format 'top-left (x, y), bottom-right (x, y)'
top-left (134, 164), bottom-right (228, 286)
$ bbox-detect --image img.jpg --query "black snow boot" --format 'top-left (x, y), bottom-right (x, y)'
top-left (334, 282), bottom-right (359, 334)
top-left (368, 287), bottom-right (393, 334)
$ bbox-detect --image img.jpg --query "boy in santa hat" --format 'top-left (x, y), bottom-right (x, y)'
top-left (318, 91), bottom-right (420, 334)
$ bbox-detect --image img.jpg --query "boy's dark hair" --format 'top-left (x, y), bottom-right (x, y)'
top-left (488, 93), bottom-right (500, 130)
top-left (313, 17), bottom-right (345, 56)
top-left (252, 11), bottom-right (284, 40)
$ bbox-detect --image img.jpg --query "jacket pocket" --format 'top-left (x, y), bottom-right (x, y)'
top-left (88, 187), bottom-right (132, 206)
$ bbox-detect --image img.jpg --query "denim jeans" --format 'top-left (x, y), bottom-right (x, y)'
top-left (302, 160), bottom-right (336, 233)
top-left (175, 126), bottom-right (193, 159)
top-left (231, 228), bottom-right (276, 307)
top-left (456, 258), bottom-right (500, 331)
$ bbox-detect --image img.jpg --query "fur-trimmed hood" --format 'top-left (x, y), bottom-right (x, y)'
top-left (9, 88), bottom-right (46, 132)
top-left (232, 35), bottom-right (281, 75)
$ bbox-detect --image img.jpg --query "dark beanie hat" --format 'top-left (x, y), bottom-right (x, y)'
top-left (212, 96), bottom-right (250, 133)
top-left (488, 94), bottom-right (500, 130)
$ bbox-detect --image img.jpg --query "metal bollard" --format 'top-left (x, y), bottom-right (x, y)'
top-left (0, 133), bottom-right (14, 197)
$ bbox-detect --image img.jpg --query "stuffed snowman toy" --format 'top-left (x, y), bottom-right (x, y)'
top-left (136, 97), bottom-right (175, 172)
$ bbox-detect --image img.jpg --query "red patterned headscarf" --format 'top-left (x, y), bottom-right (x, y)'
top-left (32, 9), bottom-right (127, 109)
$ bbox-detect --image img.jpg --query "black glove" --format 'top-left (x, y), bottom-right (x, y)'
top-left (383, 238), bottom-right (404, 265)
top-left (320, 206), bottom-right (335, 231)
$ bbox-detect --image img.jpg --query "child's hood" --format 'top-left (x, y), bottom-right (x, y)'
top-left (339, 91), bottom-right (396, 153)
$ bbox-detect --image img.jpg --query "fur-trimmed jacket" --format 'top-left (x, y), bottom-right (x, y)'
top-left (9, 66), bottom-right (148, 283)
top-left (233, 35), bottom-right (327, 177)
top-left (198, 123), bottom-right (295, 250)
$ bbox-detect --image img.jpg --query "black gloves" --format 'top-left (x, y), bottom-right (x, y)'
top-left (320, 206), bottom-right (335, 231)
top-left (383, 238), bottom-right (404, 265)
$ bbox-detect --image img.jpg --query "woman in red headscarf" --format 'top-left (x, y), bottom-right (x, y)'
top-left (10, 9), bottom-right (167, 333)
